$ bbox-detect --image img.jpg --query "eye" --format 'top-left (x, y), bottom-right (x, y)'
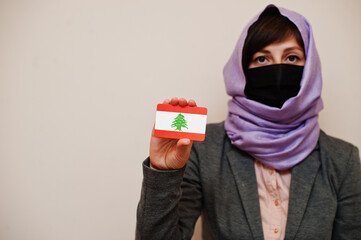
top-left (287, 55), bottom-right (301, 63)
top-left (255, 56), bottom-right (267, 63)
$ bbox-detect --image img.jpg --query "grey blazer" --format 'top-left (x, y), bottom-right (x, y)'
top-left (136, 122), bottom-right (361, 240)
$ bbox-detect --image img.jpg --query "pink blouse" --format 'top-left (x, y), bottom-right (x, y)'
top-left (254, 159), bottom-right (292, 240)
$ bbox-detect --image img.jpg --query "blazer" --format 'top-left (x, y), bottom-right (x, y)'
top-left (136, 122), bottom-right (361, 240)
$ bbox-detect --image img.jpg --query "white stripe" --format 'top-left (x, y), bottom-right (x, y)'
top-left (155, 111), bottom-right (207, 134)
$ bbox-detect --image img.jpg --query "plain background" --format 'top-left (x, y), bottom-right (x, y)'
top-left (1, 0), bottom-right (360, 239)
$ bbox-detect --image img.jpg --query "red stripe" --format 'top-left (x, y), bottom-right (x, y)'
top-left (154, 130), bottom-right (205, 141)
top-left (157, 104), bottom-right (207, 115)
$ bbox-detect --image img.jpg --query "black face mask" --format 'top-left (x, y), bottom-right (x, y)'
top-left (244, 64), bottom-right (304, 108)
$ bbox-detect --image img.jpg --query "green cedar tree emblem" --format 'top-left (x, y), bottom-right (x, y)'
top-left (171, 113), bottom-right (188, 131)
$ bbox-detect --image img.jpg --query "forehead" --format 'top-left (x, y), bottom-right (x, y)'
top-left (259, 37), bottom-right (303, 52)
top-left (278, 7), bottom-right (309, 51)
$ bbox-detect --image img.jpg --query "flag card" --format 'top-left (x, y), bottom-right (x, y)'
top-left (154, 104), bottom-right (208, 141)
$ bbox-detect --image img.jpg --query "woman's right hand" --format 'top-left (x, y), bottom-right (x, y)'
top-left (149, 97), bottom-right (197, 170)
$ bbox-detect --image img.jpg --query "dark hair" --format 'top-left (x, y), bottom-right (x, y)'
top-left (242, 6), bottom-right (305, 72)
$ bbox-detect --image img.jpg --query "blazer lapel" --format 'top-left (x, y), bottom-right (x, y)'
top-left (285, 145), bottom-right (320, 240)
top-left (227, 144), bottom-right (264, 240)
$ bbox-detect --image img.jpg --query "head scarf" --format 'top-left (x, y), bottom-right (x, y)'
top-left (224, 5), bottom-right (323, 170)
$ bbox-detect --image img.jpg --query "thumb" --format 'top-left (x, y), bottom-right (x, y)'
top-left (177, 138), bottom-right (192, 152)
top-left (171, 139), bottom-right (193, 169)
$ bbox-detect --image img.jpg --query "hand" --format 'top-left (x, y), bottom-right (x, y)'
top-left (149, 97), bottom-right (197, 170)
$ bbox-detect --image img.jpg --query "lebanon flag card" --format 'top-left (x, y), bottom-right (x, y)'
top-left (154, 104), bottom-right (208, 141)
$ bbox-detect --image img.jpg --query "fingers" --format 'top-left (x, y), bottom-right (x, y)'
top-left (188, 99), bottom-right (197, 107)
top-left (179, 98), bottom-right (187, 107)
top-left (169, 97), bottom-right (178, 105)
top-left (164, 97), bottom-right (197, 107)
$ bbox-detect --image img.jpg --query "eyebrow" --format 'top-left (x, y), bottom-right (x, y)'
top-left (255, 47), bottom-right (304, 55)
top-left (283, 47), bottom-right (303, 52)
top-left (257, 50), bottom-right (271, 54)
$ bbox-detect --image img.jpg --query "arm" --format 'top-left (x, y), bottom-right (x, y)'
top-left (332, 146), bottom-right (361, 239)
top-left (136, 98), bottom-right (202, 240)
top-left (136, 145), bottom-right (203, 240)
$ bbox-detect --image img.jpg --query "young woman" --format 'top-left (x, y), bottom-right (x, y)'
top-left (136, 5), bottom-right (361, 240)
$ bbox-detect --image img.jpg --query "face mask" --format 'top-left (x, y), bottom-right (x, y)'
top-left (244, 64), bottom-right (304, 108)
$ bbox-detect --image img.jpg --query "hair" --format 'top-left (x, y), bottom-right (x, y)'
top-left (242, 6), bottom-right (305, 72)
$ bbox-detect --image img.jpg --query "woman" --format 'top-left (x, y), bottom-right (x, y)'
top-left (136, 5), bottom-right (361, 240)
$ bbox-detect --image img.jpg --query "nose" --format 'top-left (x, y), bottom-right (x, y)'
top-left (273, 56), bottom-right (283, 64)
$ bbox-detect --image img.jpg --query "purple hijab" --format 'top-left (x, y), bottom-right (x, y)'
top-left (224, 5), bottom-right (323, 170)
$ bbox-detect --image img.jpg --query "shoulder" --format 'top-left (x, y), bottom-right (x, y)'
top-left (318, 130), bottom-right (359, 161)
top-left (318, 130), bottom-right (360, 189)
top-left (192, 121), bottom-right (227, 150)
top-left (205, 121), bottom-right (227, 141)
top-left (189, 121), bottom-right (230, 166)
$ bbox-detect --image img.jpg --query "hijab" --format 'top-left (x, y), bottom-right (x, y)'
top-left (224, 5), bottom-right (323, 170)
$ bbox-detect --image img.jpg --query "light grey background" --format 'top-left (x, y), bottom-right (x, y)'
top-left (1, 0), bottom-right (360, 239)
